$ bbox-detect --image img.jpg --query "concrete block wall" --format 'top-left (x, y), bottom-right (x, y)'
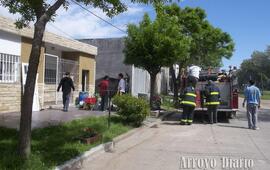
top-left (0, 83), bottom-right (21, 114)
top-left (44, 84), bottom-right (57, 105)
top-left (79, 38), bottom-right (132, 80)
top-left (37, 83), bottom-right (45, 109)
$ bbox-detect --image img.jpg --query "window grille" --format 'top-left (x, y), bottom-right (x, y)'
top-left (58, 58), bottom-right (79, 87)
top-left (45, 55), bottom-right (58, 84)
top-left (0, 53), bottom-right (20, 83)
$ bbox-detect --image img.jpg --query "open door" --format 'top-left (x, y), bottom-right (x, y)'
top-left (82, 70), bottom-right (89, 92)
top-left (22, 63), bottom-right (40, 111)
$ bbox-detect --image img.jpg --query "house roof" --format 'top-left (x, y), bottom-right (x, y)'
top-left (0, 16), bottom-right (97, 56)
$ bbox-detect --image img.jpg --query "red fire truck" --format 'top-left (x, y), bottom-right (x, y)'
top-left (194, 68), bottom-right (238, 118)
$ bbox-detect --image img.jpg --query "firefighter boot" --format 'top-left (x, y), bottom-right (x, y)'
top-left (180, 119), bottom-right (187, 125)
top-left (187, 119), bottom-right (193, 125)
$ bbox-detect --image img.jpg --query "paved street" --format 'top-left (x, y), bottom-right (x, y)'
top-left (82, 104), bottom-right (270, 170)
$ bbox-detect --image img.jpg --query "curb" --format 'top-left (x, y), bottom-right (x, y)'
top-left (55, 119), bottom-right (160, 170)
top-left (55, 143), bottom-right (109, 170)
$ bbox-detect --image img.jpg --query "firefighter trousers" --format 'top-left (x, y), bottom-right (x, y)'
top-left (181, 105), bottom-right (195, 124)
top-left (207, 105), bottom-right (218, 124)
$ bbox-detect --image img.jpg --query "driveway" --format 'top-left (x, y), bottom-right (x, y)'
top-left (81, 104), bottom-right (270, 170)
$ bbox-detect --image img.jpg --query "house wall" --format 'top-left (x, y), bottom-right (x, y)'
top-left (132, 66), bottom-right (150, 97)
top-left (131, 67), bottom-right (169, 97)
top-left (21, 37), bottom-right (45, 84)
top-left (79, 52), bottom-right (96, 95)
top-left (0, 84), bottom-right (21, 113)
top-left (80, 38), bottom-right (132, 81)
top-left (0, 31), bottom-right (21, 114)
top-left (62, 51), bottom-right (96, 96)
top-left (0, 30), bottom-right (21, 55)
top-left (160, 67), bottom-right (170, 94)
top-left (0, 31), bottom-right (96, 113)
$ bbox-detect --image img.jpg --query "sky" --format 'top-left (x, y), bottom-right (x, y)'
top-left (0, 0), bottom-right (269, 69)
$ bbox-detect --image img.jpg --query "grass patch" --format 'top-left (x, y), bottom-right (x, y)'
top-left (0, 116), bottom-right (131, 170)
top-left (261, 91), bottom-right (270, 100)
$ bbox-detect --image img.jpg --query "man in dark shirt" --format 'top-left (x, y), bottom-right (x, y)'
top-left (57, 72), bottom-right (75, 112)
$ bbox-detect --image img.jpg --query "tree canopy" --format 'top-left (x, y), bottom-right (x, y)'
top-left (124, 12), bottom-right (190, 75)
top-left (124, 6), bottom-right (190, 105)
top-left (155, 3), bottom-right (234, 104)
top-left (161, 3), bottom-right (235, 68)
top-left (237, 47), bottom-right (270, 90)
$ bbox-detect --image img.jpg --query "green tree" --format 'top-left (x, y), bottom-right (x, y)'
top-left (161, 4), bottom-right (234, 104)
top-left (0, 0), bottom-right (170, 159)
top-left (238, 49), bottom-right (270, 90)
top-left (124, 9), bottom-right (190, 107)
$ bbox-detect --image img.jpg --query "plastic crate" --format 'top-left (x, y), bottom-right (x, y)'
top-left (84, 97), bottom-right (97, 105)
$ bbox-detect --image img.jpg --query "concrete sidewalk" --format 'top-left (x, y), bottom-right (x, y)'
top-left (0, 106), bottom-right (107, 129)
top-left (81, 108), bottom-right (270, 170)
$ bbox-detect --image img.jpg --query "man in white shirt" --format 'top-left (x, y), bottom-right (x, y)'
top-left (187, 64), bottom-right (201, 87)
top-left (118, 73), bottom-right (126, 95)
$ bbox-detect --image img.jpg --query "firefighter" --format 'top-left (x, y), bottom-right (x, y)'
top-left (204, 80), bottom-right (220, 124)
top-left (180, 81), bottom-right (197, 125)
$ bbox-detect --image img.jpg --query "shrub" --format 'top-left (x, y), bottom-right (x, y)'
top-left (113, 95), bottom-right (150, 127)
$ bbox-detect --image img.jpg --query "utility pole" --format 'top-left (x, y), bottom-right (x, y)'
top-left (261, 73), bottom-right (264, 96)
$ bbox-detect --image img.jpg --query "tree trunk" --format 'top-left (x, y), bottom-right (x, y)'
top-left (150, 73), bottom-right (157, 108)
top-left (170, 66), bottom-right (180, 107)
top-left (17, 0), bottom-right (65, 159)
top-left (18, 20), bottom-right (47, 159)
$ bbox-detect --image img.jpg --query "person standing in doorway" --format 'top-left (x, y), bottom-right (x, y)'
top-left (98, 75), bottom-right (109, 111)
top-left (118, 73), bottom-right (126, 95)
top-left (205, 80), bottom-right (220, 124)
top-left (243, 80), bottom-right (261, 130)
top-left (57, 72), bottom-right (75, 112)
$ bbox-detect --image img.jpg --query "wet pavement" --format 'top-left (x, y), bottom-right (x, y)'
top-left (0, 106), bottom-right (108, 129)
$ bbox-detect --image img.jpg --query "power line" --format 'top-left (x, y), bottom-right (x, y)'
top-left (70, 0), bottom-right (127, 34)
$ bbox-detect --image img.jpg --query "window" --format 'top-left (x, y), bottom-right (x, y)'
top-left (45, 54), bottom-right (58, 84)
top-left (0, 53), bottom-right (20, 83)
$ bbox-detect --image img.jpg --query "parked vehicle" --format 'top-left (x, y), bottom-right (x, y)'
top-left (194, 68), bottom-right (238, 118)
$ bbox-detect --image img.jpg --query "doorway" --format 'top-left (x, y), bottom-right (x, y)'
top-left (22, 63), bottom-right (40, 111)
top-left (82, 70), bottom-right (89, 92)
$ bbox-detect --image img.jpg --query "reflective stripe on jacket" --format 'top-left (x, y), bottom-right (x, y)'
top-left (180, 86), bottom-right (196, 107)
top-left (205, 84), bottom-right (220, 106)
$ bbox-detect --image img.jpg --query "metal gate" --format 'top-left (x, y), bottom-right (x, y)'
top-left (56, 58), bottom-right (79, 104)
top-left (44, 56), bottom-right (79, 106)
top-left (58, 58), bottom-right (79, 88)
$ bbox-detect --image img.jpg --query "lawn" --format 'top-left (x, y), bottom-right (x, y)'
top-left (261, 91), bottom-right (270, 100)
top-left (0, 116), bottom-right (131, 170)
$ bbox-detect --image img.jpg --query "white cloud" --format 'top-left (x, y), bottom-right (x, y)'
top-left (0, 2), bottom-right (151, 39)
top-left (0, 6), bottom-right (21, 20)
top-left (46, 3), bottom-right (148, 39)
